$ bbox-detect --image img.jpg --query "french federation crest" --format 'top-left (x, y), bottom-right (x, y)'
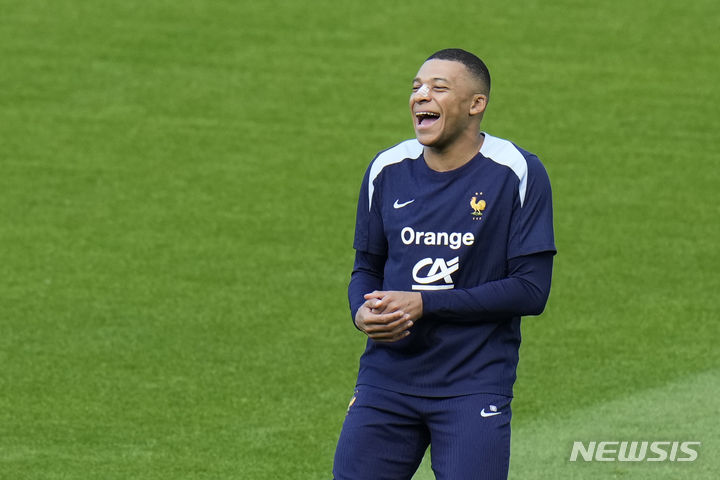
top-left (470, 192), bottom-right (486, 220)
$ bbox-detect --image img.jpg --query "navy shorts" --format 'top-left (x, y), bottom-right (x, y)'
top-left (333, 385), bottom-right (512, 480)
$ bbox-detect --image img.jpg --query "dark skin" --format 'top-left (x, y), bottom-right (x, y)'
top-left (354, 59), bottom-right (489, 342)
top-left (354, 291), bottom-right (423, 342)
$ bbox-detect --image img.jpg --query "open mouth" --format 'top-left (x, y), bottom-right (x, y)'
top-left (415, 111), bottom-right (440, 127)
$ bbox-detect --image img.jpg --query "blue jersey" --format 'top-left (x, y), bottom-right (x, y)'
top-left (352, 133), bottom-right (556, 397)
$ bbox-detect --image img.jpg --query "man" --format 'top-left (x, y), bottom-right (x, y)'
top-left (333, 49), bottom-right (556, 480)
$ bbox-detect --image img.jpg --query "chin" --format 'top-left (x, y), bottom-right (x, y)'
top-left (415, 133), bottom-right (448, 149)
top-left (414, 131), bottom-right (439, 147)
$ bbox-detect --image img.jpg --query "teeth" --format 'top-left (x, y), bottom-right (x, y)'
top-left (416, 111), bottom-right (440, 126)
top-left (415, 112), bottom-right (440, 118)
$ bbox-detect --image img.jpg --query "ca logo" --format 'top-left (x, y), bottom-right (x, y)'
top-left (411, 257), bottom-right (459, 290)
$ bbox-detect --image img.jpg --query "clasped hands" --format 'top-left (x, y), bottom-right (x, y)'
top-left (354, 291), bottom-right (423, 342)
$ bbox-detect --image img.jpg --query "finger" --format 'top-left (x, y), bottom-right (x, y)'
top-left (363, 291), bottom-right (386, 300)
top-left (375, 298), bottom-right (399, 312)
top-left (362, 310), bottom-right (406, 327)
top-left (356, 309), bottom-right (402, 332)
top-left (362, 297), bottom-right (379, 307)
top-left (362, 307), bottom-right (405, 323)
top-left (362, 297), bottom-right (386, 312)
top-left (371, 295), bottom-right (402, 313)
top-left (363, 318), bottom-right (407, 334)
top-left (364, 316), bottom-right (413, 335)
top-left (370, 329), bottom-right (412, 342)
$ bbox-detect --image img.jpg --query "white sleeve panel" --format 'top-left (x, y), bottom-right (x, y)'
top-left (479, 133), bottom-right (528, 207)
top-left (368, 139), bottom-right (424, 210)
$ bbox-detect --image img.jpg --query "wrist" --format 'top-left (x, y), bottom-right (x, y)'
top-left (353, 309), bottom-right (364, 332)
top-left (419, 291), bottom-right (434, 316)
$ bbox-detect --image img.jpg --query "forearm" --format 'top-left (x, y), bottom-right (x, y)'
top-left (421, 252), bottom-right (554, 320)
top-left (348, 250), bottom-right (385, 322)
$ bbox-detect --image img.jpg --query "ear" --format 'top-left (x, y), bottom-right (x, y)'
top-left (469, 94), bottom-right (488, 116)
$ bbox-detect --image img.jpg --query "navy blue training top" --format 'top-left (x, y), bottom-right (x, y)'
top-left (350, 133), bottom-right (556, 397)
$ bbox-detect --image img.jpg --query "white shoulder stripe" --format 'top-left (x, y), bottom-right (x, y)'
top-left (368, 139), bottom-right (423, 210)
top-left (479, 133), bottom-right (528, 207)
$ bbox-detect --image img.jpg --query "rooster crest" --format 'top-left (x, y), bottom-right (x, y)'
top-left (470, 196), bottom-right (486, 217)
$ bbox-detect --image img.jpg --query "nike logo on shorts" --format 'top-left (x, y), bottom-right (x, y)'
top-left (393, 199), bottom-right (415, 209)
top-left (480, 406), bottom-right (502, 417)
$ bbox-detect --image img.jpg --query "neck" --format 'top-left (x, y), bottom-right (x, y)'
top-left (423, 131), bottom-right (485, 172)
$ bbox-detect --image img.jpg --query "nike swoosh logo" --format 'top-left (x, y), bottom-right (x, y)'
top-left (480, 409), bottom-right (502, 418)
top-left (393, 199), bottom-right (415, 209)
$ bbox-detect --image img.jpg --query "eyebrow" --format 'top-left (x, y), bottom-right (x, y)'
top-left (412, 77), bottom-right (450, 83)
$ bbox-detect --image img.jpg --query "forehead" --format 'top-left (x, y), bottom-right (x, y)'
top-left (413, 59), bottom-right (470, 84)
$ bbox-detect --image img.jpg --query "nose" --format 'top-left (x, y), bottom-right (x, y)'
top-left (413, 84), bottom-right (431, 102)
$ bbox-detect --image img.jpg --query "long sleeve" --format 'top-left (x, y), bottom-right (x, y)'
top-left (421, 251), bottom-right (554, 320)
top-left (348, 250), bottom-right (385, 326)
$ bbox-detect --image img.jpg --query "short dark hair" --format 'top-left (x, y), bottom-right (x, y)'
top-left (426, 48), bottom-right (491, 97)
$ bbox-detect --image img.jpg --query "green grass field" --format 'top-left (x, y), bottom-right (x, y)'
top-left (1, 0), bottom-right (718, 478)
